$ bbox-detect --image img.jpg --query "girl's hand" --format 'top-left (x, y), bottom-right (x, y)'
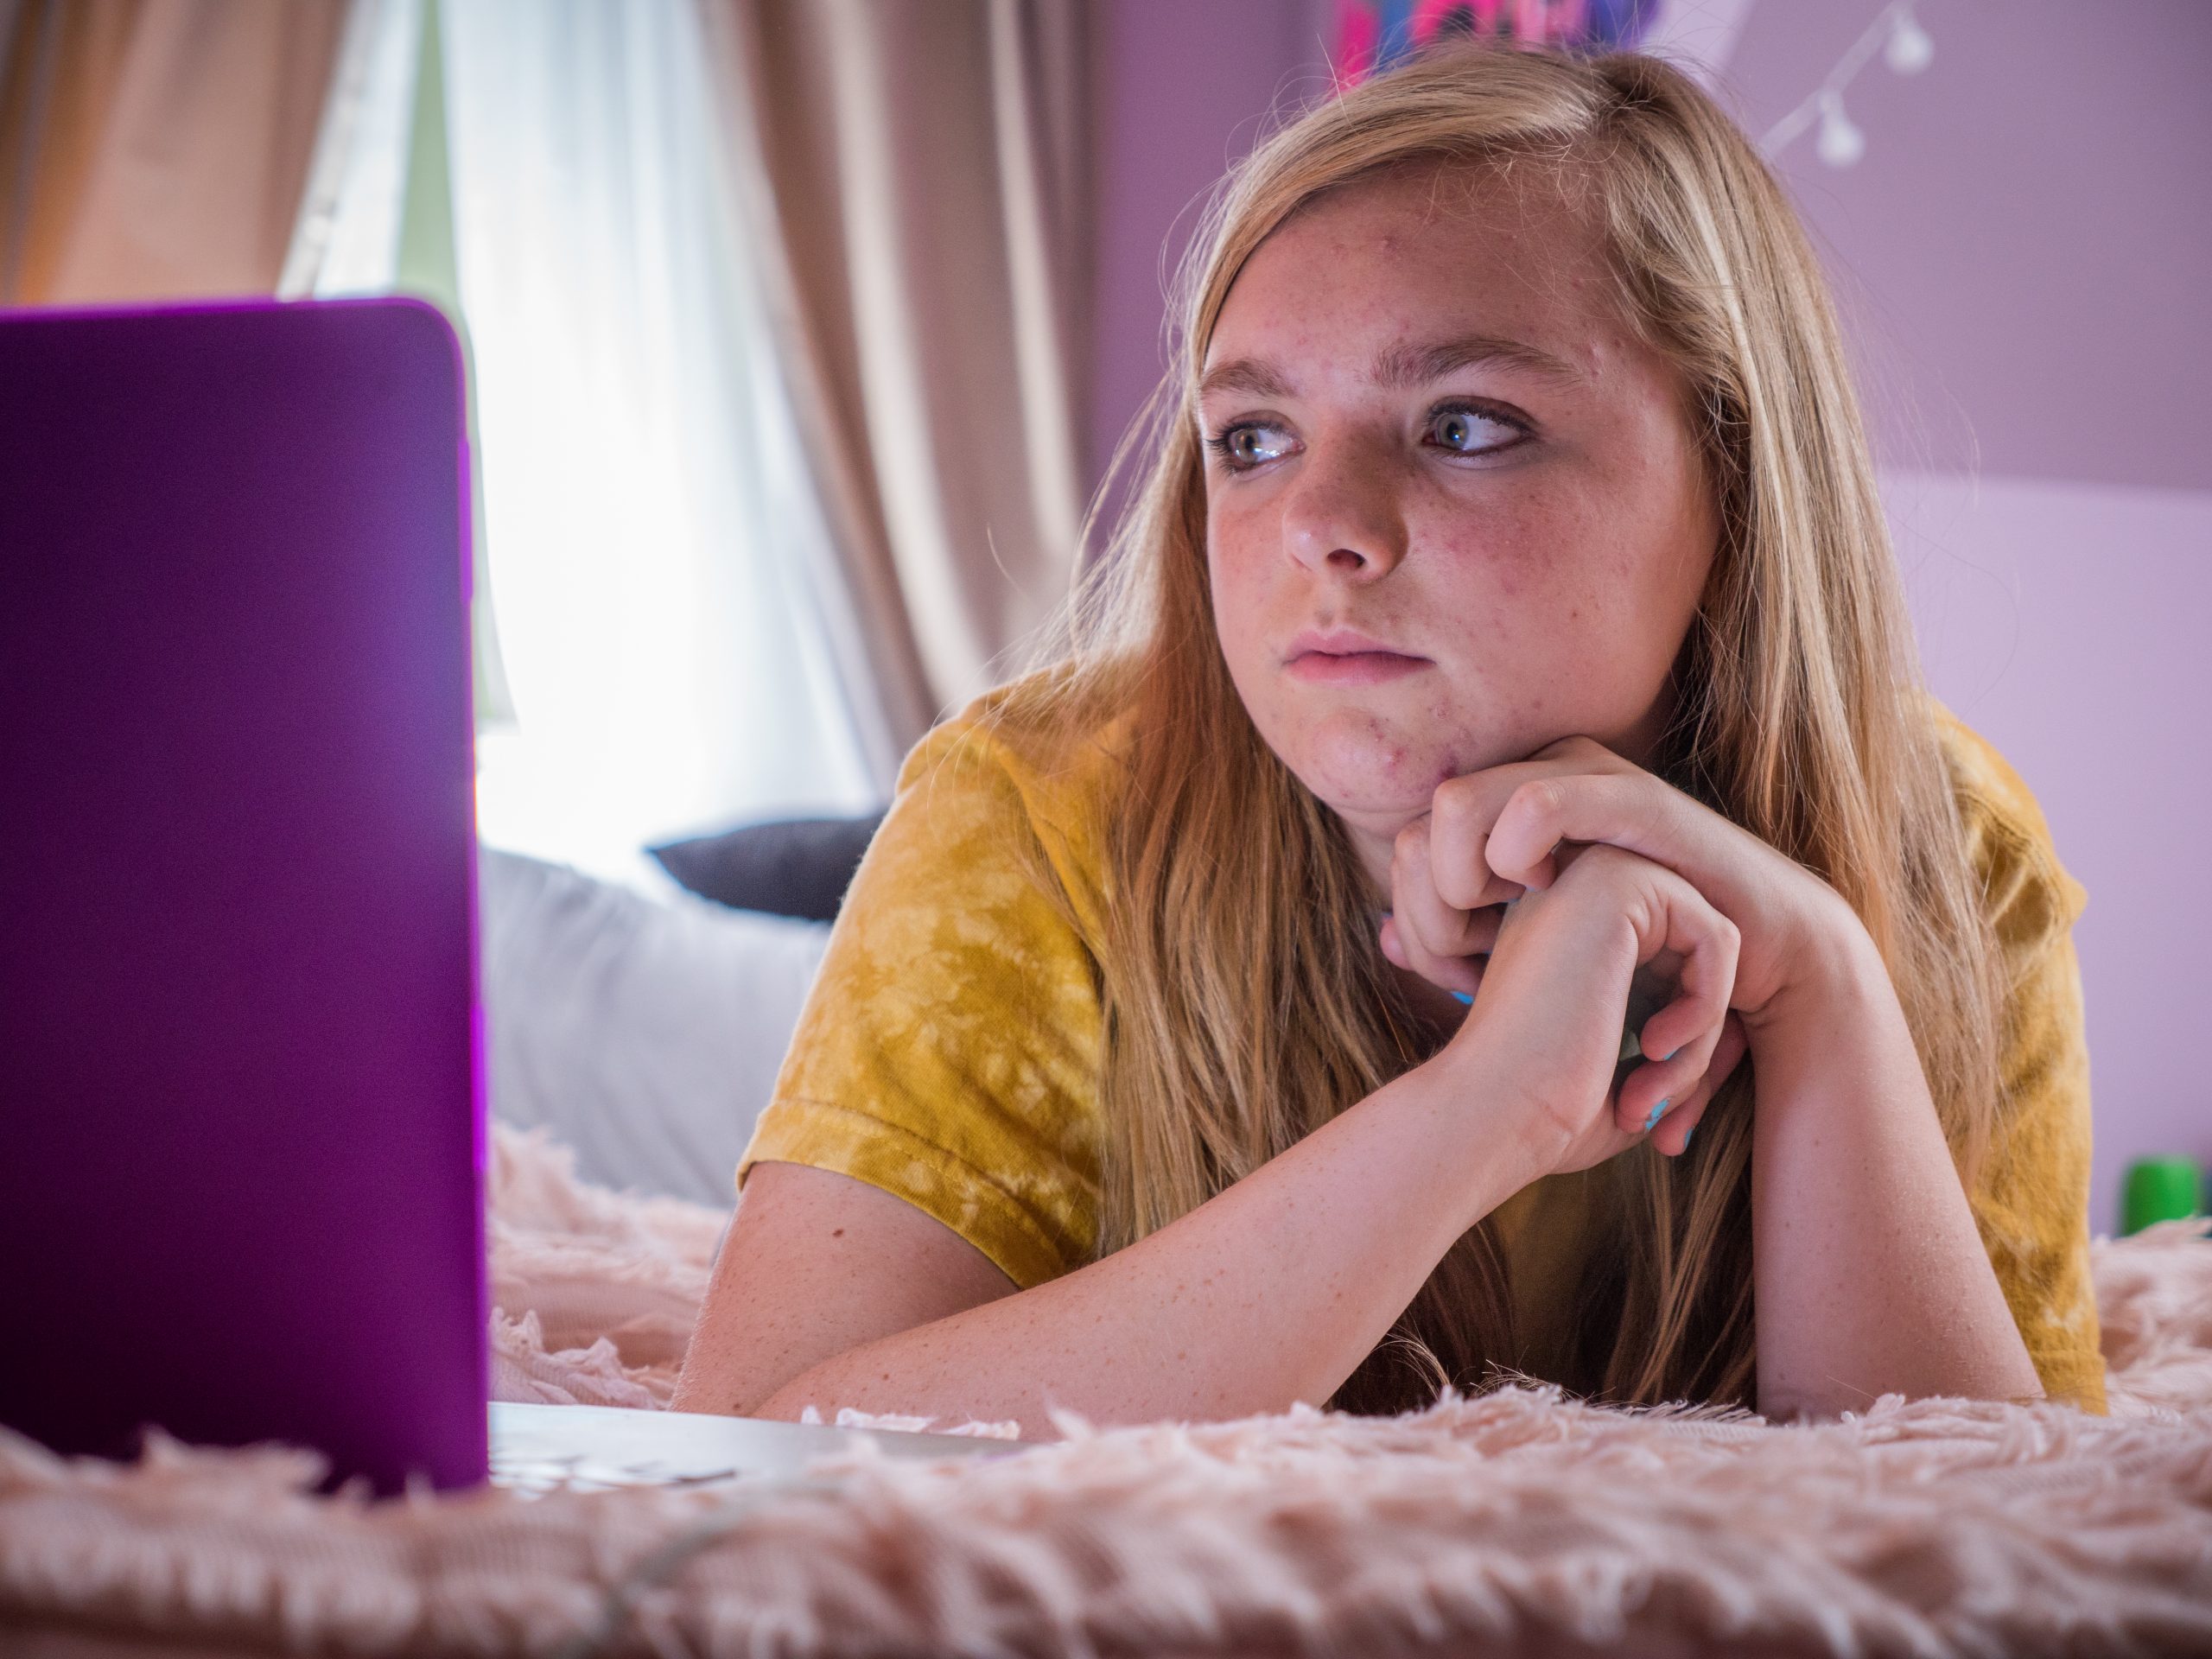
top-left (1382, 735), bottom-right (1869, 1036)
top-left (1414, 843), bottom-right (1742, 1173)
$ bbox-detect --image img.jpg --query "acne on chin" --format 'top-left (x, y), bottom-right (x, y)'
top-left (1278, 709), bottom-right (1446, 817)
top-left (1276, 694), bottom-right (1580, 812)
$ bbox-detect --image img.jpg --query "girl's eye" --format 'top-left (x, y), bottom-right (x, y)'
top-left (1205, 423), bottom-right (1294, 471)
top-left (1426, 404), bottom-right (1526, 455)
top-left (1205, 404), bottom-right (1529, 473)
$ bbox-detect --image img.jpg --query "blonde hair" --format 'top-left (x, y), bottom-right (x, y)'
top-left (1006, 42), bottom-right (2003, 1412)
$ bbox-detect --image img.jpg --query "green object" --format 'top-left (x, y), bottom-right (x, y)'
top-left (2121, 1156), bottom-right (2204, 1236)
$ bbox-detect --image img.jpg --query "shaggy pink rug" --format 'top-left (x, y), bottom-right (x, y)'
top-left (3, 1123), bottom-right (2209, 1658)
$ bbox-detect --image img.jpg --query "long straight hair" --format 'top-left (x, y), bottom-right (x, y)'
top-left (1001, 43), bottom-right (2004, 1413)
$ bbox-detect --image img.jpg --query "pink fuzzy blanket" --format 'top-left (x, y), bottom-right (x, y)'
top-left (4, 1124), bottom-right (2209, 1658)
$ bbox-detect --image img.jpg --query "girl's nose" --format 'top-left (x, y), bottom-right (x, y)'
top-left (1279, 440), bottom-right (1408, 581)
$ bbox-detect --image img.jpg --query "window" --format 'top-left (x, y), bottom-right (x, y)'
top-left (289, 0), bottom-right (884, 889)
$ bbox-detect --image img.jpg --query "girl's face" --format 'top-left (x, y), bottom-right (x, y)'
top-left (1200, 162), bottom-right (1717, 881)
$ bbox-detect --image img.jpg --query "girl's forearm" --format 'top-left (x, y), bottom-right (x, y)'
top-left (753, 1066), bottom-right (1549, 1434)
top-left (1748, 936), bottom-right (2044, 1419)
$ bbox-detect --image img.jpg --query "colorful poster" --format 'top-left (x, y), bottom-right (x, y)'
top-left (1334, 0), bottom-right (1661, 81)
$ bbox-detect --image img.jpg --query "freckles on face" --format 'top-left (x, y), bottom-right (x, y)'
top-left (1198, 162), bottom-right (1718, 847)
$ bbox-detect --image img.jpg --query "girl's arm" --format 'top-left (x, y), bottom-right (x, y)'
top-left (681, 849), bottom-right (1736, 1433)
top-left (1386, 736), bottom-right (2045, 1418)
top-left (1745, 926), bottom-right (2044, 1417)
top-left (741, 1059), bottom-right (1553, 1429)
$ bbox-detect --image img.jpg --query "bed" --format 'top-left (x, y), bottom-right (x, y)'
top-left (3, 1116), bottom-right (2208, 1658)
top-left (6, 853), bottom-right (2206, 1657)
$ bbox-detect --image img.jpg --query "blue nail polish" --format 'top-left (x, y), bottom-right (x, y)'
top-left (1449, 990), bottom-right (1473, 1006)
top-left (1661, 1046), bottom-right (1680, 1063)
top-left (1683, 1124), bottom-right (1697, 1149)
top-left (1643, 1098), bottom-right (1670, 1132)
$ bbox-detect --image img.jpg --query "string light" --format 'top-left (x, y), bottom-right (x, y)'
top-left (1885, 10), bottom-right (1936, 74)
top-left (1815, 92), bottom-right (1866, 168)
top-left (1762, 3), bottom-right (1936, 169)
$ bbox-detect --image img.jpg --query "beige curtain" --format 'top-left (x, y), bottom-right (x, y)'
top-left (699, 0), bottom-right (1095, 748)
top-left (0, 0), bottom-right (346, 305)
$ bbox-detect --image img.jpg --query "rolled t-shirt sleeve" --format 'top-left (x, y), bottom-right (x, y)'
top-left (734, 715), bottom-right (1107, 1291)
top-left (1942, 709), bottom-right (2105, 1411)
top-left (1968, 817), bottom-right (2104, 1411)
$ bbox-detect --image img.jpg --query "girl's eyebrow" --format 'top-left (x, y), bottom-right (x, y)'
top-left (1374, 332), bottom-right (1583, 390)
top-left (1196, 357), bottom-right (1295, 404)
top-left (1198, 332), bottom-right (1583, 407)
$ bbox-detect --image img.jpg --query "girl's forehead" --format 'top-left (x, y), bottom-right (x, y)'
top-left (1202, 173), bottom-right (1620, 387)
top-left (1283, 154), bottom-right (1598, 255)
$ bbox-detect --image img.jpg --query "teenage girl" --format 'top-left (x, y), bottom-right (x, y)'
top-left (672, 43), bottom-right (2101, 1430)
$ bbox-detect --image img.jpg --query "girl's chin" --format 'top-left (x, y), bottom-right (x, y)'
top-left (1282, 720), bottom-right (1465, 825)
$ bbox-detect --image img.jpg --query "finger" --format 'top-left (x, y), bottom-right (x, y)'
top-left (1389, 819), bottom-right (1488, 993)
top-left (1382, 912), bottom-right (1484, 998)
top-left (1427, 774), bottom-right (1535, 912)
top-left (1447, 906), bottom-right (1505, 957)
top-left (1487, 772), bottom-right (1692, 899)
top-left (1613, 881), bottom-right (1740, 1135)
top-left (1382, 911), bottom-right (1499, 976)
top-left (1648, 1012), bottom-right (1746, 1157)
top-left (1379, 913), bottom-right (1408, 969)
top-left (1381, 912), bottom-right (1500, 971)
top-left (1427, 742), bottom-right (1639, 906)
top-left (1637, 878), bottom-right (1740, 1073)
top-left (1533, 734), bottom-right (1618, 766)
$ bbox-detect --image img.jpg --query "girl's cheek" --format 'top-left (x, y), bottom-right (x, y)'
top-left (1205, 518), bottom-right (1265, 609)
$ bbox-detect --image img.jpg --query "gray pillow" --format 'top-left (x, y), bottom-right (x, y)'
top-left (477, 846), bottom-right (830, 1208)
top-left (648, 813), bottom-right (884, 923)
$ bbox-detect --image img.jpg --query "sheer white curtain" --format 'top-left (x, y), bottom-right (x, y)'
top-left (296, 0), bottom-right (891, 889)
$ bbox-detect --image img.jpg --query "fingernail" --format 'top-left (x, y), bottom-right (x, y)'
top-left (1662, 1046), bottom-right (1680, 1063)
top-left (1449, 990), bottom-right (1473, 1006)
top-left (1684, 1124), bottom-right (1697, 1149)
top-left (1643, 1098), bottom-right (1670, 1132)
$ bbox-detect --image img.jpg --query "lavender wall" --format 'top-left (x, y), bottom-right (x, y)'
top-left (1726, 3), bottom-right (2212, 493)
top-left (1895, 474), bottom-right (2212, 1233)
top-left (1086, 0), bottom-right (1335, 518)
top-left (1086, 1), bottom-right (2212, 1234)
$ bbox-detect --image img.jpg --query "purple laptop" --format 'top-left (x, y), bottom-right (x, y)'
top-left (0, 297), bottom-right (487, 1494)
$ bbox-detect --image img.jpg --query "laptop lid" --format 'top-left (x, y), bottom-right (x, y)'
top-left (0, 297), bottom-right (486, 1494)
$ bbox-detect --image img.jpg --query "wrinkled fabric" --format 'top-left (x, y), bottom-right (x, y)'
top-left (8, 1126), bottom-right (2209, 1659)
top-left (741, 675), bottom-right (2106, 1408)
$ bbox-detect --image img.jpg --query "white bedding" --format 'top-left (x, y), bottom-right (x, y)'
top-left (475, 845), bottom-right (830, 1209)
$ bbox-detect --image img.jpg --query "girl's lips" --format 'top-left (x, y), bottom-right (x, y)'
top-left (1285, 649), bottom-right (1433, 685)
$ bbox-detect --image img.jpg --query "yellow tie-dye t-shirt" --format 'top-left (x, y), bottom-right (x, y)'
top-left (736, 675), bottom-right (2107, 1411)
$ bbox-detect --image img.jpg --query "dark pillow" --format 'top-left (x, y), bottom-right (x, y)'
top-left (649, 812), bottom-right (886, 923)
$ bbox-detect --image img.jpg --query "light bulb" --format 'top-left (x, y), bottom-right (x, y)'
top-left (1816, 93), bottom-right (1866, 167)
top-left (1886, 9), bottom-right (1934, 75)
